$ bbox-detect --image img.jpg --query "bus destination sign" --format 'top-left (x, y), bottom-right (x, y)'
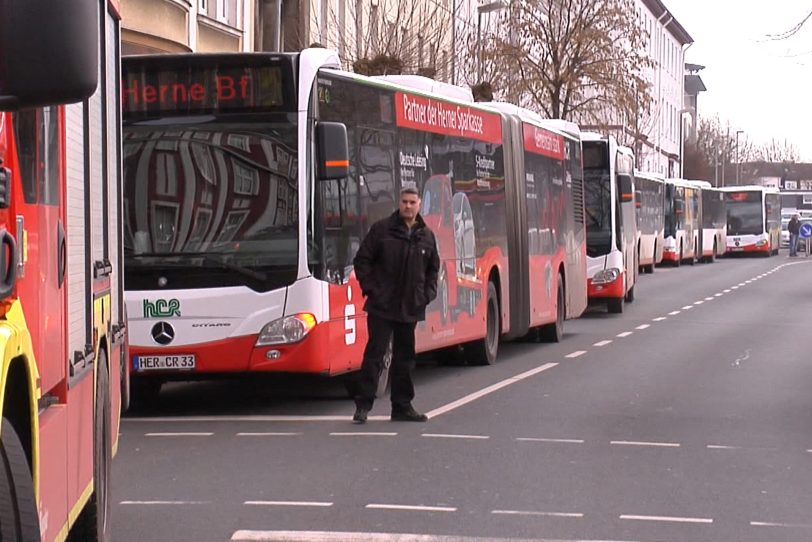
top-left (122, 64), bottom-right (287, 116)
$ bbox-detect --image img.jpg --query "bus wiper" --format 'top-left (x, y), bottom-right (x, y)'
top-left (201, 255), bottom-right (268, 282)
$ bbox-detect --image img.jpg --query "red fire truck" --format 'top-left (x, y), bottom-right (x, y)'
top-left (0, 1), bottom-right (124, 540)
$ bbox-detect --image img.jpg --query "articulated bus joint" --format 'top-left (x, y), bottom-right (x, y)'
top-left (68, 344), bottom-right (96, 388)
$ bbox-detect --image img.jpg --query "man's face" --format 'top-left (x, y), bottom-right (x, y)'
top-left (399, 192), bottom-right (421, 220)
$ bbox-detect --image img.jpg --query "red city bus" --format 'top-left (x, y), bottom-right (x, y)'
top-left (0, 1), bottom-right (124, 540)
top-left (120, 51), bottom-right (587, 399)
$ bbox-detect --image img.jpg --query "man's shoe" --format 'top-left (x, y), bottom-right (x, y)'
top-left (353, 407), bottom-right (368, 424)
top-left (391, 407), bottom-right (428, 422)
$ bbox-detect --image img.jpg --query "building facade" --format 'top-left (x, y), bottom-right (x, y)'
top-left (121, 0), bottom-right (256, 54)
top-left (584, 0), bottom-right (692, 177)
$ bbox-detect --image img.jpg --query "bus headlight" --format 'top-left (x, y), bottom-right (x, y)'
top-left (756, 240), bottom-right (768, 247)
top-left (592, 268), bottom-right (620, 285)
top-left (256, 313), bottom-right (317, 346)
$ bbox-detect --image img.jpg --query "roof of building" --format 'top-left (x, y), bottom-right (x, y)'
top-left (642, 0), bottom-right (694, 45)
top-left (685, 74), bottom-right (707, 95)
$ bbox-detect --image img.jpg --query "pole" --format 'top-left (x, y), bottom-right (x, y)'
top-left (477, 10), bottom-right (483, 83)
top-left (450, 0), bottom-right (457, 84)
top-left (714, 145), bottom-right (719, 186)
top-left (735, 132), bottom-right (740, 185)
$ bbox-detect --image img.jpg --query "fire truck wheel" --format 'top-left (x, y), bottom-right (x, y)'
top-left (464, 281), bottom-right (499, 366)
top-left (68, 351), bottom-right (112, 542)
top-left (0, 418), bottom-right (40, 542)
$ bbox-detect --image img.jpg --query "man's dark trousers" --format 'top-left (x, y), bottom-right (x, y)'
top-left (355, 313), bottom-right (417, 411)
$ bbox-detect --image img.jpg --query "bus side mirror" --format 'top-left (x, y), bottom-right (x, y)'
top-left (619, 175), bottom-right (633, 203)
top-left (0, 0), bottom-right (99, 111)
top-left (317, 122), bottom-right (349, 181)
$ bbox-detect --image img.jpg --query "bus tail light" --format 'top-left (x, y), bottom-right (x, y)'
top-left (256, 313), bottom-right (317, 346)
top-left (592, 268), bottom-right (620, 285)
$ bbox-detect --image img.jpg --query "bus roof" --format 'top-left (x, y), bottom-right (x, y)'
top-left (635, 170), bottom-right (666, 182)
top-left (374, 74), bottom-right (474, 103)
top-left (682, 179), bottom-right (713, 189)
top-left (718, 185), bottom-right (780, 194)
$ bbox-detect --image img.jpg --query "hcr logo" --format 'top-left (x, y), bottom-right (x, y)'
top-left (143, 298), bottom-right (181, 318)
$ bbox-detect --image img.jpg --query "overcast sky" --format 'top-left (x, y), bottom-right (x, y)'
top-left (667, 1), bottom-right (812, 159)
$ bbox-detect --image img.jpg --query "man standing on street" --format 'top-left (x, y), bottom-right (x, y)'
top-left (351, 186), bottom-right (440, 424)
top-left (788, 214), bottom-right (800, 257)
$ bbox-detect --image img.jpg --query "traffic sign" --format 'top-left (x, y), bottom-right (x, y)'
top-left (800, 223), bottom-right (812, 238)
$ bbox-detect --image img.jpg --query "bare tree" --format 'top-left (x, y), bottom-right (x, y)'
top-left (766, 8), bottom-right (812, 40)
top-left (758, 138), bottom-right (800, 163)
top-left (475, 0), bottom-right (653, 128)
top-left (316, 0), bottom-right (453, 78)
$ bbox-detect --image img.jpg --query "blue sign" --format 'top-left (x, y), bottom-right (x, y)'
top-left (800, 223), bottom-right (812, 238)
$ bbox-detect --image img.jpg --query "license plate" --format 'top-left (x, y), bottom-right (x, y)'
top-left (731, 247), bottom-right (744, 252)
top-left (134, 354), bottom-right (196, 371)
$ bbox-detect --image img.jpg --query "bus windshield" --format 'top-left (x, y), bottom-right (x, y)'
top-left (122, 115), bottom-right (299, 292)
top-left (583, 141), bottom-right (612, 257)
top-left (725, 192), bottom-right (763, 235)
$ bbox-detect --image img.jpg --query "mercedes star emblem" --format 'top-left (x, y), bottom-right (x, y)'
top-left (151, 322), bottom-right (175, 346)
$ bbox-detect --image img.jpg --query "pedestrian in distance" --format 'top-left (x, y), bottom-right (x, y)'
top-left (351, 186), bottom-right (440, 424)
top-left (788, 214), bottom-right (800, 257)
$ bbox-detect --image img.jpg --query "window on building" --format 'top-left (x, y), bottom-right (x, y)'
top-left (156, 154), bottom-right (178, 197)
top-left (216, 0), bottom-right (227, 22)
top-left (200, 0), bottom-right (208, 13)
top-left (233, 161), bottom-right (259, 195)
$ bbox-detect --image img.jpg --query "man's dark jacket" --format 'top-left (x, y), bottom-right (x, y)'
top-left (353, 211), bottom-right (440, 323)
top-left (789, 217), bottom-right (801, 235)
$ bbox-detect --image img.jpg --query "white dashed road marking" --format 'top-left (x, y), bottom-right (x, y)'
top-left (237, 431), bottom-right (301, 437)
top-left (751, 521), bottom-right (812, 528)
top-left (121, 500), bottom-right (210, 505)
top-left (707, 445), bottom-right (740, 450)
top-left (516, 437), bottom-right (585, 444)
top-left (245, 501), bottom-right (334, 507)
top-left (653, 317), bottom-right (667, 321)
top-left (669, 310), bottom-right (681, 315)
top-left (611, 440), bottom-right (680, 448)
top-left (145, 432), bottom-right (213, 437)
top-left (635, 324), bottom-right (650, 330)
top-left (492, 510), bottom-right (584, 518)
top-left (330, 432), bottom-right (398, 437)
top-left (422, 433), bottom-right (490, 440)
top-left (616, 331), bottom-right (633, 338)
top-left (620, 514), bottom-right (712, 524)
top-left (593, 340), bottom-right (613, 346)
top-left (366, 504), bottom-right (457, 512)
top-left (425, 363), bottom-right (558, 419)
top-left (566, 350), bottom-right (587, 358)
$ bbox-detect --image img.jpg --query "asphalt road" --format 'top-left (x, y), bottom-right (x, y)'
top-left (112, 252), bottom-right (812, 542)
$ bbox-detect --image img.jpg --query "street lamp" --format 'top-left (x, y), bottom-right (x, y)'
top-left (477, 1), bottom-right (507, 83)
top-left (735, 130), bottom-right (744, 185)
